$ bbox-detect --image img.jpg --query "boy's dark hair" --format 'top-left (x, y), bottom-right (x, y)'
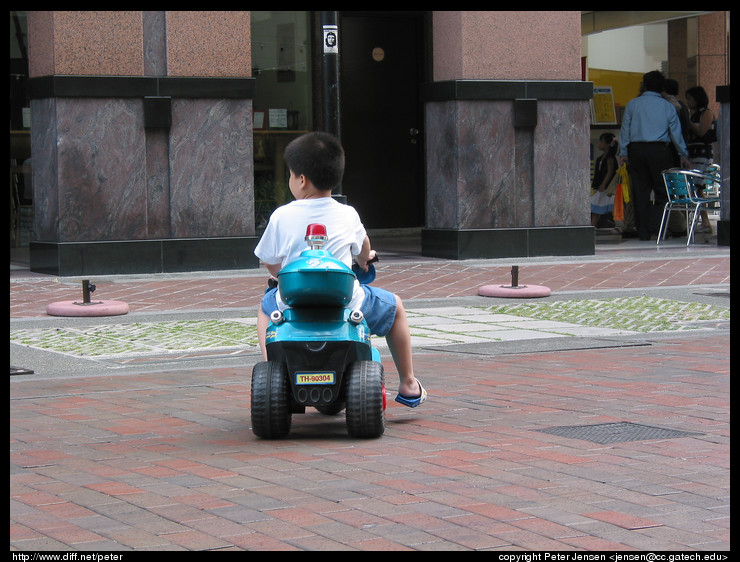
top-left (283, 132), bottom-right (345, 192)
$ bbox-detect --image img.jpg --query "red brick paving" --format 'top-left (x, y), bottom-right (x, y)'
top-left (10, 247), bottom-right (731, 551)
top-left (11, 334), bottom-right (730, 551)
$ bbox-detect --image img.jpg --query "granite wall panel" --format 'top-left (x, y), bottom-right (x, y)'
top-left (169, 98), bottom-right (254, 238)
top-left (425, 101), bottom-right (458, 229)
top-left (145, 129), bottom-right (171, 238)
top-left (30, 98), bottom-right (58, 242)
top-left (54, 98), bottom-right (147, 242)
top-left (425, 96), bottom-right (590, 232)
top-left (456, 101), bottom-right (518, 229)
top-left (533, 100), bottom-right (591, 227)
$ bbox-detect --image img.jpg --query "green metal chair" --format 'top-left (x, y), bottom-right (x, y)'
top-left (657, 166), bottom-right (721, 246)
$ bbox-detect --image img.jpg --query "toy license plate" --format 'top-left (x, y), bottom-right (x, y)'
top-left (296, 372), bottom-right (335, 385)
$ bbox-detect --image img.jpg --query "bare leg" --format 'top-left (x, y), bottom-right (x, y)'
top-left (695, 188), bottom-right (713, 231)
top-left (385, 295), bottom-right (421, 397)
top-left (701, 209), bottom-right (712, 230)
top-left (257, 308), bottom-right (269, 360)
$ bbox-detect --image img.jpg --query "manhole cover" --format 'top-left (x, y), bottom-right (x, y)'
top-left (537, 422), bottom-right (702, 444)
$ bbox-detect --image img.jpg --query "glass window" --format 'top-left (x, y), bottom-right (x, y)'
top-left (251, 11), bottom-right (313, 229)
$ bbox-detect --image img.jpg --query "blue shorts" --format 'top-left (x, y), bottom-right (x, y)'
top-left (261, 285), bottom-right (397, 337)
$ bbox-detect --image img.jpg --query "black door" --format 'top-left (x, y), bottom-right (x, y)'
top-left (339, 12), bottom-right (424, 229)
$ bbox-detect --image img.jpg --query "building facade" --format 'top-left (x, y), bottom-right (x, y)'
top-left (12, 11), bottom-right (730, 275)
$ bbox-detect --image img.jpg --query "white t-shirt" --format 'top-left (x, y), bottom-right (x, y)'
top-left (254, 197), bottom-right (367, 310)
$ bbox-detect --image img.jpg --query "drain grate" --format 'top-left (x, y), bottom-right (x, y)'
top-left (537, 422), bottom-right (702, 444)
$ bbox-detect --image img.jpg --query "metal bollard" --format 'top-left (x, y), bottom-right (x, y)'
top-left (81, 280), bottom-right (96, 304)
top-left (510, 266), bottom-right (519, 288)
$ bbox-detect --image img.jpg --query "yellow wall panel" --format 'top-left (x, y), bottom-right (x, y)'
top-left (589, 68), bottom-right (644, 108)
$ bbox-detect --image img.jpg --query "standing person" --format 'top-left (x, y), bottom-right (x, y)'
top-left (619, 70), bottom-right (691, 240)
top-left (662, 78), bottom-right (691, 166)
top-left (685, 85), bottom-right (717, 234)
top-left (254, 132), bottom-right (427, 408)
top-left (662, 78), bottom-right (691, 236)
top-left (590, 132), bottom-right (618, 227)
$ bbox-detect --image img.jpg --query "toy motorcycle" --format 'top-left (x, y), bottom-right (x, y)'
top-left (250, 223), bottom-right (385, 439)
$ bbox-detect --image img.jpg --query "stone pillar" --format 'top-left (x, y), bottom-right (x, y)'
top-left (422, 12), bottom-right (593, 259)
top-left (27, 11), bottom-right (258, 275)
top-left (696, 12), bottom-right (728, 120)
top-left (696, 12), bottom-right (729, 246)
top-left (716, 85), bottom-right (730, 246)
top-left (667, 19), bottom-right (688, 95)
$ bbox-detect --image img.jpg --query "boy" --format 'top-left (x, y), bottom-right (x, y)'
top-left (254, 132), bottom-right (426, 408)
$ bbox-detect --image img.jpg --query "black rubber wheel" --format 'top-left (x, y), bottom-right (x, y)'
top-left (250, 361), bottom-right (292, 439)
top-left (345, 361), bottom-right (385, 438)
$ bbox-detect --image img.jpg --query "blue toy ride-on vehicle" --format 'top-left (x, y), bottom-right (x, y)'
top-left (251, 224), bottom-right (385, 439)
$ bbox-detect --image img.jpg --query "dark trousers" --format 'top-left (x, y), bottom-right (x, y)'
top-left (626, 142), bottom-right (673, 239)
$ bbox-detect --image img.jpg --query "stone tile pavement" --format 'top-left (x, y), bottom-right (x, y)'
top-left (10, 238), bottom-right (731, 552)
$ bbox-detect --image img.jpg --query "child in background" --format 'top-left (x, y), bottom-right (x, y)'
top-left (590, 132), bottom-right (619, 227)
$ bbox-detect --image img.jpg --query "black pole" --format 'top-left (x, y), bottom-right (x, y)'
top-left (320, 11), bottom-right (340, 140)
top-left (511, 266), bottom-right (519, 288)
top-left (320, 12), bottom-right (344, 200)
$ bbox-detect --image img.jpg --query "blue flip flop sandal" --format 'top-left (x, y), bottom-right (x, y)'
top-left (395, 380), bottom-right (427, 408)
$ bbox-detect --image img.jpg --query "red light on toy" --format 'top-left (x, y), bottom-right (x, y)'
top-left (305, 224), bottom-right (327, 238)
top-left (305, 223), bottom-right (328, 249)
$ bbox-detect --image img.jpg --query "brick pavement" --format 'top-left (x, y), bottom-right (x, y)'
top-left (10, 242), bottom-right (731, 552)
top-left (9, 337), bottom-right (730, 551)
top-left (9, 255), bottom-right (731, 319)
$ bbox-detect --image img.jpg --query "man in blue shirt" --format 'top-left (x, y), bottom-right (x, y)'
top-left (619, 70), bottom-right (691, 240)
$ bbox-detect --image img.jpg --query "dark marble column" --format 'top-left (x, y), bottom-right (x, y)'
top-left (27, 11), bottom-right (258, 276)
top-left (421, 80), bottom-right (595, 260)
top-left (716, 85), bottom-right (730, 247)
top-left (28, 77), bottom-right (257, 275)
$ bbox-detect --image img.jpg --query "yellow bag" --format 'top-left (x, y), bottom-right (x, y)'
top-left (616, 163), bottom-right (631, 204)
